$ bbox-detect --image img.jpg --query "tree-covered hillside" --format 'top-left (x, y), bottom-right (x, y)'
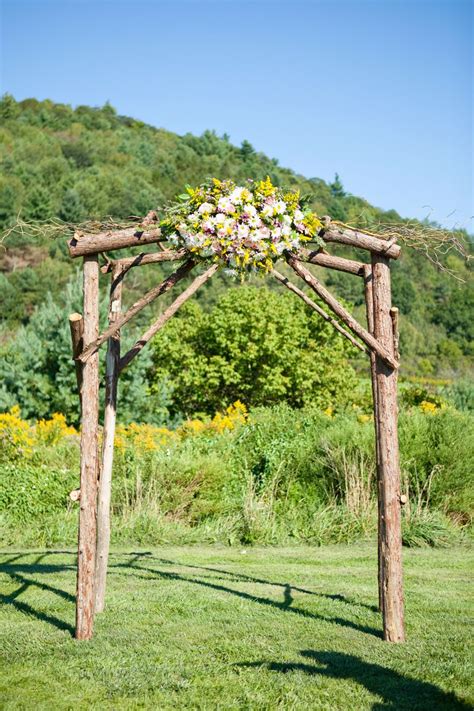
top-left (0, 94), bottom-right (472, 406)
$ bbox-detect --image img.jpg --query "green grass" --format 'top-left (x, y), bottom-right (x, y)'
top-left (0, 545), bottom-right (472, 710)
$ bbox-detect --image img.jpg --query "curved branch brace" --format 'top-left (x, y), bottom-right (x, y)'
top-left (119, 263), bottom-right (219, 372)
top-left (272, 269), bottom-right (367, 354)
top-left (77, 259), bottom-right (196, 364)
top-left (285, 254), bottom-right (399, 370)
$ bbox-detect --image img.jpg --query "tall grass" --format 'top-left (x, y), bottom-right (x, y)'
top-left (0, 405), bottom-right (472, 547)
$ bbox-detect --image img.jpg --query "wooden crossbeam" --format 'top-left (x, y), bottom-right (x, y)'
top-left (101, 249), bottom-right (187, 274)
top-left (119, 264), bottom-right (218, 372)
top-left (68, 226), bottom-right (166, 258)
top-left (323, 222), bottom-right (401, 259)
top-left (297, 248), bottom-right (365, 276)
top-left (272, 270), bottom-right (367, 354)
top-left (286, 255), bottom-right (399, 370)
top-left (77, 259), bottom-right (195, 363)
top-left (66, 219), bottom-right (400, 260)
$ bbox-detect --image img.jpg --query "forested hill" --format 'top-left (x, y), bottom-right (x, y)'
top-left (0, 94), bottom-right (472, 378)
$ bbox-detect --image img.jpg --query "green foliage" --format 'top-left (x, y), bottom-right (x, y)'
top-left (402, 510), bottom-right (459, 548)
top-left (0, 271), bottom-right (174, 426)
top-left (1, 406), bottom-right (471, 547)
top-left (150, 286), bottom-right (358, 417)
top-left (0, 94), bottom-right (472, 383)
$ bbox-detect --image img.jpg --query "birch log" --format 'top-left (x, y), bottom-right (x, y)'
top-left (95, 265), bottom-right (123, 614)
top-left (75, 256), bottom-right (100, 640)
top-left (322, 224), bottom-right (401, 259)
top-left (101, 249), bottom-right (187, 274)
top-left (364, 265), bottom-right (383, 612)
top-left (371, 254), bottom-right (405, 642)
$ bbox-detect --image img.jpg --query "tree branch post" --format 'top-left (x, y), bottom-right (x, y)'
top-left (75, 255), bottom-right (100, 640)
top-left (94, 265), bottom-right (123, 614)
top-left (363, 265), bottom-right (383, 612)
top-left (371, 255), bottom-right (405, 642)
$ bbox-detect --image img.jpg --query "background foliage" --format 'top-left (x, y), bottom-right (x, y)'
top-left (0, 403), bottom-right (472, 547)
top-left (0, 94), bottom-right (472, 417)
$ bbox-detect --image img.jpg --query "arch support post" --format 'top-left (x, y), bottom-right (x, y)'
top-left (75, 255), bottom-right (100, 640)
top-left (95, 265), bottom-right (123, 614)
top-left (371, 255), bottom-right (405, 642)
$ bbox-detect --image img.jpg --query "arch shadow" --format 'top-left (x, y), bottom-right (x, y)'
top-left (237, 649), bottom-right (471, 710)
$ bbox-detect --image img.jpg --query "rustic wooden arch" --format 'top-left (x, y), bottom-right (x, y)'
top-left (66, 216), bottom-right (405, 643)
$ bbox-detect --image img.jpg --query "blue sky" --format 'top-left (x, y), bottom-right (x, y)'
top-left (1, 0), bottom-right (472, 228)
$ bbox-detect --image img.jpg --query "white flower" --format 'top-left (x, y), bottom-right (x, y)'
top-left (294, 209), bottom-right (304, 222)
top-left (217, 197), bottom-right (236, 214)
top-left (198, 202), bottom-right (216, 214)
top-left (282, 214), bottom-right (292, 225)
top-left (248, 215), bottom-right (261, 228)
top-left (256, 226), bottom-right (270, 241)
top-left (202, 220), bottom-right (215, 233)
top-left (281, 224), bottom-right (292, 237)
top-left (275, 200), bottom-right (287, 214)
top-left (237, 223), bottom-right (250, 239)
top-left (230, 186), bottom-right (251, 205)
top-left (242, 203), bottom-right (257, 217)
top-left (261, 203), bottom-right (274, 218)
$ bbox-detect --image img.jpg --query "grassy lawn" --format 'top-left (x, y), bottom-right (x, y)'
top-left (0, 544), bottom-right (472, 710)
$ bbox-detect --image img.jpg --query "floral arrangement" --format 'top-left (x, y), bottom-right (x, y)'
top-left (160, 177), bottom-right (324, 275)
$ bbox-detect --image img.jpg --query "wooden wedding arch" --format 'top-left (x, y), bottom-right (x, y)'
top-left (66, 214), bottom-right (405, 643)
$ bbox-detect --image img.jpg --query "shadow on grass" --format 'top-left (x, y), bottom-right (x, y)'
top-left (122, 551), bottom-right (379, 613)
top-left (113, 559), bottom-right (382, 639)
top-left (0, 552), bottom-right (74, 635)
top-left (238, 650), bottom-right (471, 710)
top-left (0, 550), bottom-right (380, 639)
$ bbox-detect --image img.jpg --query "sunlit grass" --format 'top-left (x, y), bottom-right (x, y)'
top-left (0, 544), bottom-right (472, 709)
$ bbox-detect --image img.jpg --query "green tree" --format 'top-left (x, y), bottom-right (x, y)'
top-left (150, 285), bottom-right (358, 417)
top-left (0, 272), bottom-right (173, 425)
top-left (329, 173), bottom-right (345, 198)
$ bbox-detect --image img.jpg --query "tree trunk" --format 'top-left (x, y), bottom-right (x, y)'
top-left (94, 266), bottom-right (123, 613)
top-left (371, 255), bottom-right (405, 642)
top-left (75, 256), bottom-right (100, 640)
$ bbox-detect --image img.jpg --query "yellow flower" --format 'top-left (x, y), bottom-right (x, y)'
top-left (419, 400), bottom-right (438, 414)
top-left (0, 406), bottom-right (34, 460)
top-left (36, 412), bottom-right (77, 445)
